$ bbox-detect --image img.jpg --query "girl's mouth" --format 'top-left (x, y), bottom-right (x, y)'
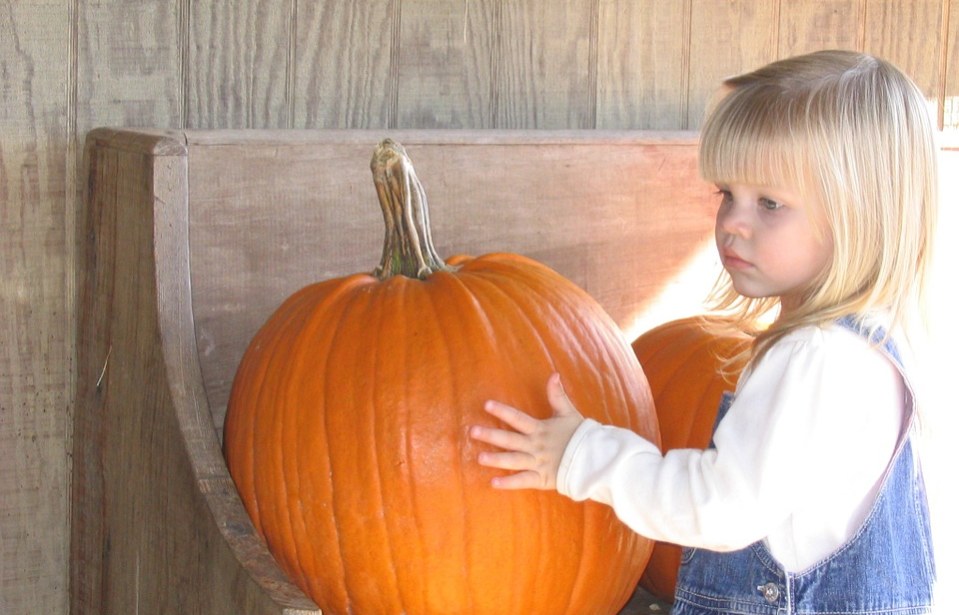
top-left (722, 250), bottom-right (753, 270)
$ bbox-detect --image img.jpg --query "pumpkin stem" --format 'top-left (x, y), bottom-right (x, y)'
top-left (370, 139), bottom-right (451, 280)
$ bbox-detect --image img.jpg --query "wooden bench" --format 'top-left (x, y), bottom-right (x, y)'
top-left (72, 129), bottom-right (716, 614)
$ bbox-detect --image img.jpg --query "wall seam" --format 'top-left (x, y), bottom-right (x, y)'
top-left (65, 5), bottom-right (80, 609)
top-left (938, 0), bottom-right (951, 130)
top-left (774, 0), bottom-right (783, 59)
top-left (681, 0), bottom-right (692, 129)
top-left (179, 0), bottom-right (191, 127)
top-left (388, 0), bottom-right (402, 129)
top-left (858, 0), bottom-right (867, 51)
top-left (587, 0), bottom-right (599, 129)
top-left (287, 0), bottom-right (297, 128)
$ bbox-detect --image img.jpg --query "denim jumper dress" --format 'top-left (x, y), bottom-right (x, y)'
top-left (671, 318), bottom-right (936, 614)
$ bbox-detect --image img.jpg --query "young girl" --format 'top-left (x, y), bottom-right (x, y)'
top-left (469, 50), bottom-right (938, 613)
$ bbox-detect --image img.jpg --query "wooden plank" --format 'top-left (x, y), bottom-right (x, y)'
top-left (187, 0), bottom-right (293, 128)
top-left (944, 0), bottom-right (959, 130)
top-left (76, 1), bottom-right (183, 131)
top-left (72, 130), bottom-right (319, 614)
top-left (493, 0), bottom-right (595, 128)
top-left (70, 10), bottom-right (184, 609)
top-left (292, 0), bottom-right (397, 128)
top-left (71, 133), bottom-right (120, 615)
top-left (777, 0), bottom-right (863, 56)
top-left (686, 0), bottom-right (780, 129)
top-left (183, 132), bottom-right (716, 436)
top-left (596, 0), bottom-right (690, 129)
top-left (861, 0), bottom-right (944, 99)
top-left (181, 128), bottom-right (698, 146)
top-left (395, 0), bottom-right (495, 128)
top-left (0, 2), bottom-right (70, 614)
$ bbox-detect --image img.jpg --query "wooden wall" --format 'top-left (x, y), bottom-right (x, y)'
top-left (1, 1), bottom-right (956, 613)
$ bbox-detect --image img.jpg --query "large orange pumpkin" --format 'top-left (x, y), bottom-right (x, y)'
top-left (630, 317), bottom-right (746, 601)
top-left (224, 139), bottom-right (660, 615)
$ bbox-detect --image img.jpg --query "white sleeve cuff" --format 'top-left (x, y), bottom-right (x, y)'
top-left (557, 418), bottom-right (601, 499)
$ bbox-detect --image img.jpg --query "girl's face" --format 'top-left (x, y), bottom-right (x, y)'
top-left (714, 183), bottom-right (833, 315)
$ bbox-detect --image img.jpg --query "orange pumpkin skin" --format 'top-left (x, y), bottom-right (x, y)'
top-left (224, 252), bottom-right (660, 615)
top-left (630, 317), bottom-right (745, 601)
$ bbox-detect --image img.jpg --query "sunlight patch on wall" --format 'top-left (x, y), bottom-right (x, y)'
top-left (621, 238), bottom-right (723, 343)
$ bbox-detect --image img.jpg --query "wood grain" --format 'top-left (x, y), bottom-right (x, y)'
top-left (0, 2), bottom-right (70, 614)
top-left (187, 0), bottom-right (293, 128)
top-left (777, 0), bottom-right (864, 57)
top-left (395, 0), bottom-right (495, 127)
top-left (493, 0), bottom-right (596, 128)
top-left (944, 0), bottom-right (959, 130)
top-left (72, 129), bottom-right (320, 614)
top-left (596, 0), bottom-right (690, 129)
top-left (861, 0), bottom-right (944, 98)
top-left (76, 1), bottom-right (183, 131)
top-left (293, 0), bottom-right (398, 128)
top-left (685, 0), bottom-right (781, 128)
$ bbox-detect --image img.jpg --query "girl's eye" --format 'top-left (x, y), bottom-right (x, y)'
top-left (714, 188), bottom-right (733, 205)
top-left (759, 197), bottom-right (783, 211)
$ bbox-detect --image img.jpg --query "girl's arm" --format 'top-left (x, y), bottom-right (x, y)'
top-left (468, 325), bottom-right (903, 559)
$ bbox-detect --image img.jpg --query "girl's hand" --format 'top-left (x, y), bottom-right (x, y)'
top-left (469, 373), bottom-right (584, 491)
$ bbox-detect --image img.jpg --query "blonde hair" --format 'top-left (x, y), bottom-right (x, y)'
top-left (700, 50), bottom-right (938, 368)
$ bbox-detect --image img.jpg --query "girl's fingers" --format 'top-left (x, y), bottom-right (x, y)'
top-left (476, 450), bottom-right (534, 471)
top-left (481, 399), bottom-right (539, 434)
top-left (546, 373), bottom-right (577, 417)
top-left (469, 425), bottom-right (530, 453)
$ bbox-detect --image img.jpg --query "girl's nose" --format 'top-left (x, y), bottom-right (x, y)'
top-left (717, 200), bottom-right (751, 238)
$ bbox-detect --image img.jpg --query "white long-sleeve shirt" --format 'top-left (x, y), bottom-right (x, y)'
top-left (557, 322), bottom-right (907, 572)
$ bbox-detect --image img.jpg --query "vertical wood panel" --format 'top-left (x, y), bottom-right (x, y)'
top-left (861, 0), bottom-right (943, 99)
top-left (0, 1), bottom-right (70, 614)
top-left (944, 0), bottom-right (959, 129)
top-left (778, 0), bottom-right (863, 56)
top-left (494, 0), bottom-right (595, 128)
top-left (686, 0), bottom-right (780, 129)
top-left (188, 0), bottom-right (293, 128)
top-left (293, 0), bottom-right (398, 128)
top-left (596, 0), bottom-right (689, 129)
top-left (76, 1), bottom-right (183, 132)
top-left (395, 0), bottom-right (495, 128)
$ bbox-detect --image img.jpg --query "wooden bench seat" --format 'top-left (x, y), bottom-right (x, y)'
top-left (72, 129), bottom-right (716, 614)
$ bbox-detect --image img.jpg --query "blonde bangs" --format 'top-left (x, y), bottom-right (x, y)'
top-left (699, 86), bottom-right (810, 194)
